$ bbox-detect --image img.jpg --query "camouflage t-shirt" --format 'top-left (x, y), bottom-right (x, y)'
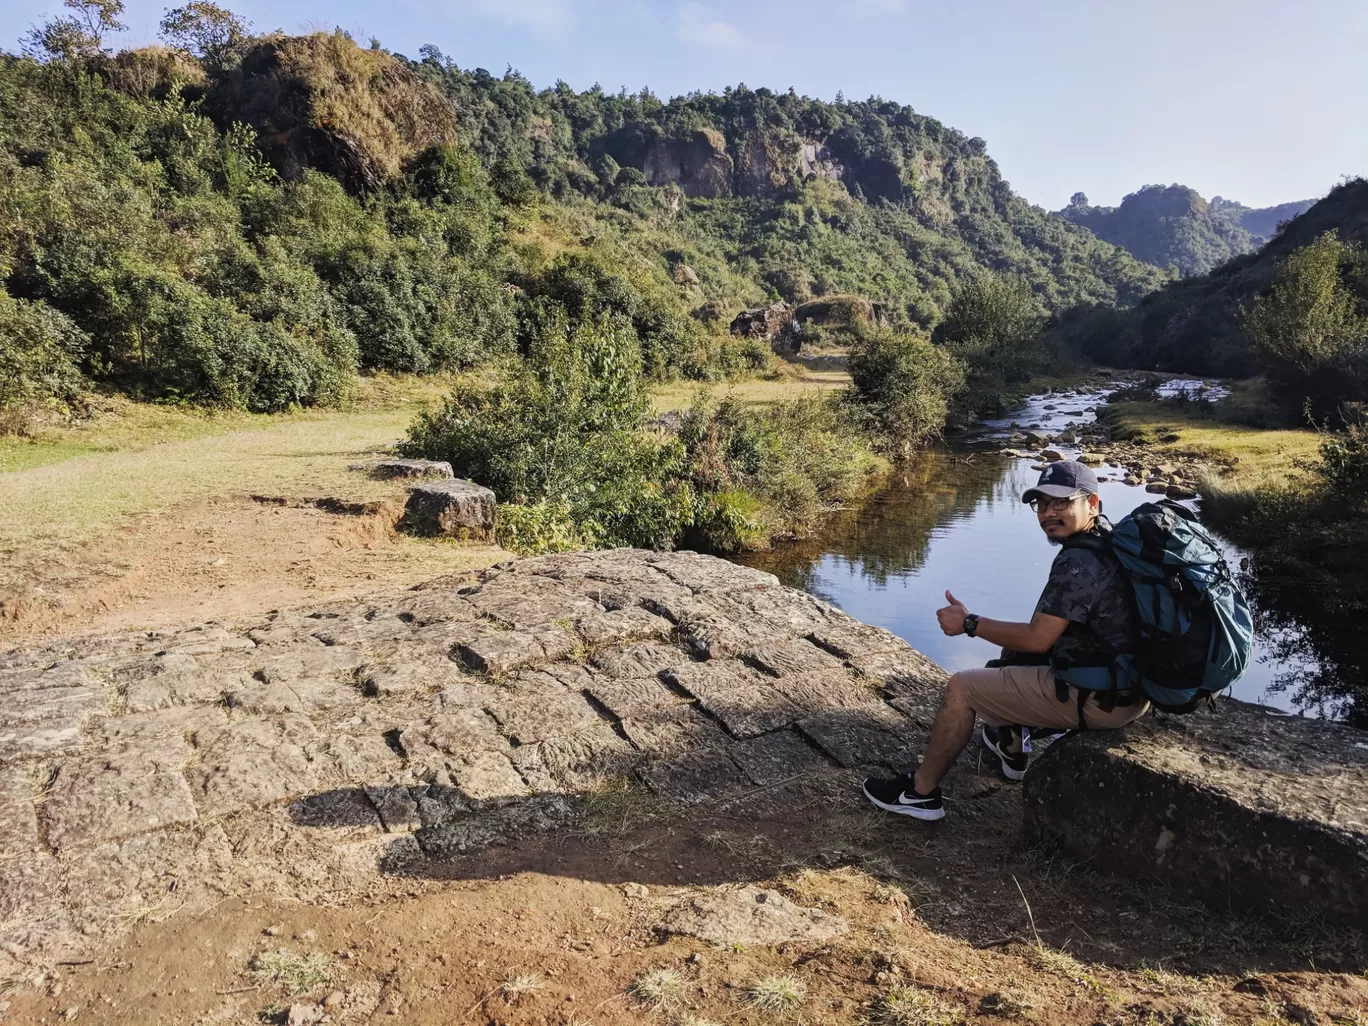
top-left (1035, 542), bottom-right (1135, 668)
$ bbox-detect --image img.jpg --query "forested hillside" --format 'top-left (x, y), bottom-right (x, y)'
top-left (1058, 177), bottom-right (1368, 410)
top-left (0, 2), bottom-right (1171, 418)
top-left (1058, 185), bottom-right (1315, 277)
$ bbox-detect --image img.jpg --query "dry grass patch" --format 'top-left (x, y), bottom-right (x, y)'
top-left (247, 949), bottom-right (335, 994)
top-left (501, 971), bottom-right (544, 1003)
top-left (871, 985), bottom-right (964, 1026)
top-left (650, 371), bottom-right (849, 413)
top-left (573, 776), bottom-right (661, 841)
top-left (629, 967), bottom-right (683, 1010)
top-left (747, 974), bottom-right (806, 1012)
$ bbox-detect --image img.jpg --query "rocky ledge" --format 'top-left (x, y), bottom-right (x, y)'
top-left (0, 551), bottom-right (946, 973)
top-left (1024, 701), bottom-right (1368, 928)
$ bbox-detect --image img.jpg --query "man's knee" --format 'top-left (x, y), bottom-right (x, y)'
top-left (943, 671), bottom-right (973, 706)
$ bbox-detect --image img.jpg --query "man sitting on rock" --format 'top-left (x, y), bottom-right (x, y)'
top-left (862, 461), bottom-right (1148, 821)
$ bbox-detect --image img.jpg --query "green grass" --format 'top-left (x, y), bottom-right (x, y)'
top-left (1098, 401), bottom-right (1320, 482)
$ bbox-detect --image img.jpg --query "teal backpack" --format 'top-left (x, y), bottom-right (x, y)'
top-left (1059, 500), bottom-right (1254, 714)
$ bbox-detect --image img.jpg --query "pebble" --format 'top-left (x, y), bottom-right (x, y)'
top-left (323, 991), bottom-right (344, 1008)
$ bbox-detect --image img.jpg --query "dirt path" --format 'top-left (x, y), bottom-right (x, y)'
top-left (0, 395), bottom-right (503, 646)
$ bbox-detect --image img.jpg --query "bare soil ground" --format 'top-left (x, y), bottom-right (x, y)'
top-left (6, 783), bottom-right (1366, 1026)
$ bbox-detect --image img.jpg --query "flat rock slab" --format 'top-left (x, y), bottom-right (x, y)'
top-left (659, 884), bottom-right (848, 946)
top-left (0, 549), bottom-right (944, 971)
top-left (400, 479), bottom-right (496, 538)
top-left (1023, 700), bottom-right (1368, 928)
top-left (349, 458), bottom-right (454, 480)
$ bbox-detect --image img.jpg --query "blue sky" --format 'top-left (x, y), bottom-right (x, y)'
top-left (4, 0), bottom-right (1365, 210)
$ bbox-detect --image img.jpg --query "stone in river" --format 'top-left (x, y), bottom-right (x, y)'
top-left (1166, 484), bottom-right (1198, 500)
top-left (1040, 449), bottom-right (1066, 462)
top-left (1145, 482), bottom-right (1169, 493)
top-left (1077, 453), bottom-right (1104, 466)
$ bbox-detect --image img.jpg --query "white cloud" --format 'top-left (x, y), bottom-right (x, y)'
top-left (677, 1), bottom-right (744, 52)
top-left (469, 0), bottom-right (574, 36)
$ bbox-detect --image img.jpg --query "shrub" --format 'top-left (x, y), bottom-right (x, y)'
top-left (847, 325), bottom-right (963, 455)
top-left (1319, 422), bottom-right (1368, 509)
top-left (403, 313), bottom-right (690, 548)
top-left (678, 392), bottom-right (881, 547)
top-left (0, 292), bottom-right (87, 414)
top-left (935, 271), bottom-right (1051, 415)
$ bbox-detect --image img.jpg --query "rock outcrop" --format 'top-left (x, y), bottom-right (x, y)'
top-left (642, 128), bottom-right (733, 199)
top-left (349, 459), bottom-right (454, 481)
top-left (1023, 701), bottom-right (1368, 928)
top-left (214, 31), bottom-right (458, 192)
top-left (0, 551), bottom-right (946, 973)
top-left (729, 302), bottom-right (795, 345)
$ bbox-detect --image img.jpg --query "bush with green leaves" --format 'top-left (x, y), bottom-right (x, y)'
top-left (677, 391), bottom-right (883, 547)
top-left (934, 271), bottom-right (1051, 416)
top-left (1319, 421), bottom-right (1368, 508)
top-left (402, 314), bottom-right (693, 550)
top-left (847, 325), bottom-right (964, 456)
top-left (0, 292), bottom-right (87, 413)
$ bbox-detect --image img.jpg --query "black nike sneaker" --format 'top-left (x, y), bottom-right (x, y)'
top-left (861, 773), bottom-right (945, 821)
top-left (981, 725), bottom-right (1029, 782)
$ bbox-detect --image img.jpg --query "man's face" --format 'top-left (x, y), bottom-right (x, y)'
top-left (1036, 492), bottom-right (1099, 542)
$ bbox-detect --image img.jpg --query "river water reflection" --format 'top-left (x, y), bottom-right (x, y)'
top-left (734, 450), bottom-right (1338, 720)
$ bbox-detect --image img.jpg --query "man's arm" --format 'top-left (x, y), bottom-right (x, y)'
top-left (936, 590), bottom-right (1069, 653)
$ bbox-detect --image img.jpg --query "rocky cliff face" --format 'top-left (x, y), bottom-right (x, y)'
top-left (638, 127), bottom-right (847, 201)
top-left (642, 128), bottom-right (734, 198)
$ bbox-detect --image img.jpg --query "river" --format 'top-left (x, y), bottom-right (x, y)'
top-left (732, 380), bottom-right (1358, 723)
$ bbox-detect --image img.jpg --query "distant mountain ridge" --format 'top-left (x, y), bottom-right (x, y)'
top-left (1056, 176), bottom-right (1366, 376)
top-left (1057, 185), bottom-right (1316, 277)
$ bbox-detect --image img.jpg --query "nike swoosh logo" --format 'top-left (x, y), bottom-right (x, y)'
top-left (897, 792), bottom-right (933, 805)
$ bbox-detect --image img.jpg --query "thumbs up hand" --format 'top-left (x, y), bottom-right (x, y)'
top-left (937, 589), bottom-right (969, 636)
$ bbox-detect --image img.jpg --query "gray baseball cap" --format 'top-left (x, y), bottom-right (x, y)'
top-left (1021, 460), bottom-right (1100, 503)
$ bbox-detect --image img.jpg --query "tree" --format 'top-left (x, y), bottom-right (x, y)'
top-left (158, 1), bottom-right (251, 68)
top-left (848, 325), bottom-right (964, 456)
top-left (23, 0), bottom-right (125, 60)
top-left (1244, 232), bottom-right (1368, 418)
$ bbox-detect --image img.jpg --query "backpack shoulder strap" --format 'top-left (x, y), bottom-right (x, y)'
top-left (1060, 524), bottom-right (1113, 557)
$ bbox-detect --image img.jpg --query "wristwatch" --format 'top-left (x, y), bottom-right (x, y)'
top-left (963, 613), bottom-right (979, 638)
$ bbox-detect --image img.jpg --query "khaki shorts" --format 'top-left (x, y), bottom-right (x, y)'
top-left (956, 664), bottom-right (1149, 730)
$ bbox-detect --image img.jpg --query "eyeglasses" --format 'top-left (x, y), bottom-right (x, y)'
top-left (1028, 493), bottom-right (1086, 512)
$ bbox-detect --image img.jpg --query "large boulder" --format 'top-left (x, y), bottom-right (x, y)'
top-left (400, 479), bottom-right (496, 539)
top-left (1023, 701), bottom-right (1368, 928)
top-left (729, 303), bottom-right (794, 344)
